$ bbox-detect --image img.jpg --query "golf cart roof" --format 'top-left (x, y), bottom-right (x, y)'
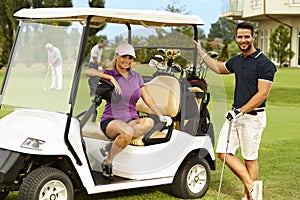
top-left (13, 7), bottom-right (205, 27)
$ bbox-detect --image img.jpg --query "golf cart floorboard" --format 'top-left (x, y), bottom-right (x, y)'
top-left (92, 170), bottom-right (130, 185)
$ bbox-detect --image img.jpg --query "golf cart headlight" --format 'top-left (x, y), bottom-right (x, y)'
top-left (21, 137), bottom-right (45, 150)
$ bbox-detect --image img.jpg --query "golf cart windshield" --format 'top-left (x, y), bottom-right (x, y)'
top-left (0, 20), bottom-right (82, 113)
top-left (0, 8), bottom-right (205, 116)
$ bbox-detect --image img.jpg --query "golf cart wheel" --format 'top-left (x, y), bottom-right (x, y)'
top-left (0, 191), bottom-right (9, 200)
top-left (19, 167), bottom-right (73, 200)
top-left (171, 154), bottom-right (210, 199)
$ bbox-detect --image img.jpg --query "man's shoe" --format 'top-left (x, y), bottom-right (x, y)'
top-left (249, 180), bottom-right (263, 200)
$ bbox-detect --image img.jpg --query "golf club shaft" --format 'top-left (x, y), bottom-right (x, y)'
top-left (217, 120), bottom-right (233, 200)
top-left (43, 70), bottom-right (50, 89)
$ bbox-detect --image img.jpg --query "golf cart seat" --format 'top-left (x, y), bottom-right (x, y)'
top-left (131, 76), bottom-right (180, 145)
top-left (82, 122), bottom-right (110, 141)
top-left (82, 121), bottom-right (174, 145)
top-left (136, 75), bottom-right (180, 117)
top-left (82, 75), bottom-right (180, 146)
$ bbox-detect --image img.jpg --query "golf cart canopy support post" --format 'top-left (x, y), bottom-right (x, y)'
top-left (0, 24), bottom-right (22, 107)
top-left (65, 15), bottom-right (93, 167)
top-left (126, 23), bottom-right (132, 44)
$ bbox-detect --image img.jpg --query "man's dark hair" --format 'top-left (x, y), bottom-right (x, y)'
top-left (236, 21), bottom-right (254, 36)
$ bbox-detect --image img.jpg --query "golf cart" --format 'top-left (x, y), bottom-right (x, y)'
top-left (0, 8), bottom-right (216, 199)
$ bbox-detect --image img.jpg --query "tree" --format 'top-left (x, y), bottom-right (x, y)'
top-left (208, 17), bottom-right (236, 45)
top-left (220, 43), bottom-right (229, 61)
top-left (198, 28), bottom-right (206, 41)
top-left (0, 0), bottom-right (31, 68)
top-left (0, 0), bottom-right (73, 69)
top-left (88, 0), bottom-right (105, 37)
top-left (228, 40), bottom-right (239, 57)
top-left (204, 38), bottom-right (213, 52)
top-left (267, 23), bottom-right (294, 67)
top-left (89, 0), bottom-right (105, 8)
top-left (84, 0), bottom-right (106, 61)
top-left (165, 1), bottom-right (194, 38)
top-left (164, 0), bottom-right (205, 40)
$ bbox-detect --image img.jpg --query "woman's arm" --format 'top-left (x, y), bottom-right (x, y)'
top-left (140, 86), bottom-right (172, 126)
top-left (84, 68), bottom-right (121, 94)
top-left (140, 86), bottom-right (164, 117)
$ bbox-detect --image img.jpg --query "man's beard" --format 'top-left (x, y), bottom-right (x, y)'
top-left (239, 43), bottom-right (252, 53)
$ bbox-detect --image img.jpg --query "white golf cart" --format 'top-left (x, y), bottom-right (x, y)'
top-left (0, 8), bottom-right (216, 199)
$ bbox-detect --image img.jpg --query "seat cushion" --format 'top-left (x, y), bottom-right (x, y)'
top-left (136, 76), bottom-right (180, 117)
top-left (82, 121), bottom-right (167, 146)
top-left (82, 121), bottom-right (110, 141)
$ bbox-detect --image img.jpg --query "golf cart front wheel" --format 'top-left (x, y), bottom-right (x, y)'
top-left (0, 191), bottom-right (9, 200)
top-left (18, 167), bottom-right (74, 200)
top-left (171, 154), bottom-right (210, 199)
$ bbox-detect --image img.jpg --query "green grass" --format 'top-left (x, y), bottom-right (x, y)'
top-left (2, 67), bottom-right (300, 200)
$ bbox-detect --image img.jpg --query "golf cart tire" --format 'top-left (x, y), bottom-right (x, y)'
top-left (18, 167), bottom-right (74, 200)
top-left (171, 153), bottom-right (210, 199)
top-left (0, 191), bottom-right (9, 200)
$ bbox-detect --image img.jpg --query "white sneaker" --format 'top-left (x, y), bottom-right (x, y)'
top-left (249, 180), bottom-right (263, 200)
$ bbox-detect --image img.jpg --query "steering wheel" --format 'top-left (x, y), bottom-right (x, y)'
top-left (99, 78), bottom-right (114, 89)
top-left (95, 78), bottom-right (121, 103)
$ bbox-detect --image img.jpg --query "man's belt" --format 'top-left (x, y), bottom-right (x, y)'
top-left (233, 107), bottom-right (265, 116)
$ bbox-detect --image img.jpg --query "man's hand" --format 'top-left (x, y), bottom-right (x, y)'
top-left (193, 40), bottom-right (204, 56)
top-left (226, 109), bottom-right (243, 121)
top-left (159, 115), bottom-right (173, 126)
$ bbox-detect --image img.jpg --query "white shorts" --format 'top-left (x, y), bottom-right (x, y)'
top-left (216, 111), bottom-right (266, 160)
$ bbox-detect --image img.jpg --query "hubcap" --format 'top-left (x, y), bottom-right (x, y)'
top-left (39, 180), bottom-right (68, 200)
top-left (187, 164), bottom-right (207, 193)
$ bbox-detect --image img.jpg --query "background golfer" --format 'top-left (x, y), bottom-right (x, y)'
top-left (45, 43), bottom-right (63, 90)
top-left (193, 21), bottom-right (276, 200)
top-left (87, 39), bottom-right (107, 96)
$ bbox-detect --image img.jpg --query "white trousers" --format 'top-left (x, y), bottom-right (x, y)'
top-left (50, 65), bottom-right (63, 89)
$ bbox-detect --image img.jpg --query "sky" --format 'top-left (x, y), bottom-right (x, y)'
top-left (73, 0), bottom-right (222, 38)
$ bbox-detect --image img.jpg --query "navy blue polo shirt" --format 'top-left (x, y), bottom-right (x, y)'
top-left (225, 49), bottom-right (276, 108)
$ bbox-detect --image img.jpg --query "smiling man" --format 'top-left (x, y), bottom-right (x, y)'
top-left (193, 21), bottom-right (277, 200)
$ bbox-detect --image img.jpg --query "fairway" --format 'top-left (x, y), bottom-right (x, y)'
top-left (1, 67), bottom-right (300, 200)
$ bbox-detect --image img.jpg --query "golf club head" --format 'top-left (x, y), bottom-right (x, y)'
top-left (149, 59), bottom-right (158, 67)
top-left (208, 51), bottom-right (218, 58)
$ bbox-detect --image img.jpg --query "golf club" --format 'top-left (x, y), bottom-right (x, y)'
top-left (217, 116), bottom-right (233, 200)
top-left (43, 70), bottom-right (50, 90)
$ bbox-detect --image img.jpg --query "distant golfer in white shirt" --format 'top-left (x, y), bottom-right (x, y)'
top-left (46, 43), bottom-right (63, 90)
top-left (88, 39), bottom-right (107, 96)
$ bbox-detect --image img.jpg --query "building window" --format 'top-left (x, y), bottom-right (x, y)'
top-left (259, 30), bottom-right (269, 53)
top-left (260, 31), bottom-right (264, 51)
top-left (264, 30), bottom-right (269, 54)
top-left (252, 0), bottom-right (262, 8)
top-left (291, 0), bottom-right (300, 5)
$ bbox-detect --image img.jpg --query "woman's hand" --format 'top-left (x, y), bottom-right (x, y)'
top-left (110, 77), bottom-right (122, 95)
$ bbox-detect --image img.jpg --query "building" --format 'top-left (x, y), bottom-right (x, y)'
top-left (221, 0), bottom-right (300, 67)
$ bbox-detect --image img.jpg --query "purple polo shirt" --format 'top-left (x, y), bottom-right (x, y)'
top-left (101, 67), bottom-right (145, 122)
